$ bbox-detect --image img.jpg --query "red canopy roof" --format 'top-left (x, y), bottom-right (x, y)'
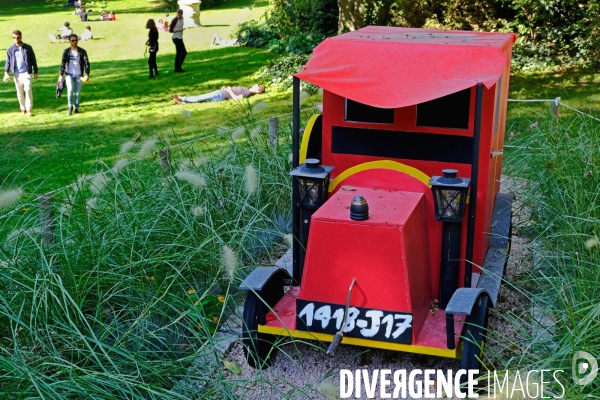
top-left (294, 27), bottom-right (516, 109)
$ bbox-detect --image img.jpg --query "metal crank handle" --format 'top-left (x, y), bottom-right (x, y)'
top-left (327, 332), bottom-right (343, 355)
top-left (326, 278), bottom-right (356, 356)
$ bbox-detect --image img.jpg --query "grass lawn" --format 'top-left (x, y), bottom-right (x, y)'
top-left (0, 0), bottom-right (597, 193)
top-left (1, 0), bottom-right (598, 194)
top-left (0, 0), bottom-right (320, 193)
top-left (507, 69), bottom-right (600, 123)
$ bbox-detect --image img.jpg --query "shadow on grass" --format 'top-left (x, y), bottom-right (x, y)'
top-left (0, 46), bottom-right (275, 113)
top-left (0, 46), bottom-right (298, 191)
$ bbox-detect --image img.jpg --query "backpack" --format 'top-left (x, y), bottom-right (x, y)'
top-left (169, 18), bottom-right (177, 33)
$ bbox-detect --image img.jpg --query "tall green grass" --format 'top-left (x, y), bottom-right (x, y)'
top-left (499, 109), bottom-right (600, 397)
top-left (0, 106), bottom-right (313, 397)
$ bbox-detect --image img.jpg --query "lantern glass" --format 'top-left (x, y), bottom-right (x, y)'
top-left (429, 169), bottom-right (470, 223)
top-left (435, 189), bottom-right (465, 221)
top-left (297, 177), bottom-right (326, 208)
top-left (290, 159), bottom-right (333, 211)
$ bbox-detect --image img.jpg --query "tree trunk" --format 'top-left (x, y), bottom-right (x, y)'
top-left (376, 0), bottom-right (395, 25)
top-left (338, 0), bottom-right (365, 34)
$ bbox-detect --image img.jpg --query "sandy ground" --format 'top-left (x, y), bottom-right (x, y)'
top-left (218, 178), bottom-right (533, 399)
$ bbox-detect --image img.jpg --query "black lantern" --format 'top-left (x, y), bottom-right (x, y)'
top-left (429, 169), bottom-right (471, 223)
top-left (290, 158), bottom-right (334, 210)
top-left (290, 158), bottom-right (333, 283)
top-left (430, 169), bottom-right (471, 313)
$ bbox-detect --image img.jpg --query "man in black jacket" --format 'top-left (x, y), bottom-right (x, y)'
top-left (3, 30), bottom-right (38, 116)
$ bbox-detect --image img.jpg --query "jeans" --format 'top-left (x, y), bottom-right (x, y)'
top-left (184, 90), bottom-right (224, 103)
top-left (65, 74), bottom-right (82, 108)
top-left (172, 38), bottom-right (187, 71)
top-left (13, 72), bottom-right (33, 111)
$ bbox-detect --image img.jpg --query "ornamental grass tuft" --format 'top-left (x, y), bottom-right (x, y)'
top-left (0, 188), bottom-right (23, 209)
top-left (0, 105), bottom-right (308, 397)
top-left (497, 110), bottom-right (600, 397)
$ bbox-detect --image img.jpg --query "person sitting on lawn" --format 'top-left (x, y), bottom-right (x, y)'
top-left (57, 22), bottom-right (73, 40)
top-left (79, 8), bottom-right (88, 21)
top-left (174, 84), bottom-right (265, 104)
top-left (100, 11), bottom-right (115, 21)
top-left (79, 25), bottom-right (93, 41)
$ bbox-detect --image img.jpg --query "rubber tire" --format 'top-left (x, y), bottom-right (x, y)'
top-left (242, 291), bottom-right (276, 369)
top-left (460, 295), bottom-right (490, 373)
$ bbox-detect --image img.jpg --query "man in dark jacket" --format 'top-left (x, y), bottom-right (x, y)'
top-left (3, 30), bottom-right (38, 116)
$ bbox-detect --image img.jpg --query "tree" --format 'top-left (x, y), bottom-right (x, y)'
top-left (338, 0), bottom-right (396, 33)
top-left (338, 0), bottom-right (365, 33)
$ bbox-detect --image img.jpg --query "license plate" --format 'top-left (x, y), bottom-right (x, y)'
top-left (296, 299), bottom-right (413, 344)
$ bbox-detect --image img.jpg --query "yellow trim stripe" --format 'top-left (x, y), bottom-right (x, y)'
top-left (259, 325), bottom-right (462, 359)
top-left (328, 160), bottom-right (471, 203)
top-left (299, 114), bottom-right (321, 164)
top-left (329, 161), bottom-right (431, 193)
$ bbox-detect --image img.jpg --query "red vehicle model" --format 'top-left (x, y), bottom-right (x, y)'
top-left (240, 26), bottom-right (516, 372)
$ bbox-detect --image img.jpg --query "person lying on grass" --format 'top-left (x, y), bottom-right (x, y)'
top-left (210, 33), bottom-right (238, 46)
top-left (173, 84), bottom-right (264, 104)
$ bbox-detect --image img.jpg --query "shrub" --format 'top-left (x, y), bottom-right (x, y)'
top-left (268, 0), bottom-right (338, 38)
top-left (268, 33), bottom-right (326, 55)
top-left (255, 53), bottom-right (319, 94)
top-left (390, 0), bottom-right (600, 70)
top-left (234, 20), bottom-right (279, 49)
top-left (235, 0), bottom-right (337, 54)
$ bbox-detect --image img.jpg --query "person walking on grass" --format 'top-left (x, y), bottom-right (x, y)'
top-left (3, 30), bottom-right (38, 116)
top-left (173, 84), bottom-right (265, 104)
top-left (146, 19), bottom-right (159, 79)
top-left (59, 34), bottom-right (90, 115)
top-left (170, 9), bottom-right (187, 73)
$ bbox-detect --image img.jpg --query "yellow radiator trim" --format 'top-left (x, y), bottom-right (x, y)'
top-left (328, 160), bottom-right (471, 203)
top-left (299, 114), bottom-right (321, 164)
top-left (329, 161), bottom-right (431, 192)
top-left (258, 325), bottom-right (462, 359)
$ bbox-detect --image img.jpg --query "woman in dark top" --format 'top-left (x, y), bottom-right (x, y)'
top-left (146, 19), bottom-right (159, 79)
top-left (58, 34), bottom-right (90, 115)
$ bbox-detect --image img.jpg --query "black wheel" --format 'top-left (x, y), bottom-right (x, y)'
top-left (242, 291), bottom-right (277, 369)
top-left (460, 295), bottom-right (490, 373)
